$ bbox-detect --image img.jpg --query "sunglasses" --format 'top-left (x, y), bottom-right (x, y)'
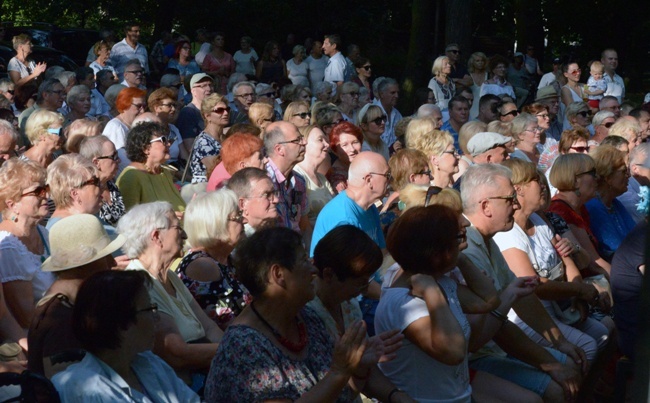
top-left (78, 176), bottom-right (100, 188)
top-left (602, 122), bottom-right (615, 128)
top-left (577, 111), bottom-right (592, 118)
top-left (576, 168), bottom-right (597, 178)
top-left (47, 127), bottom-right (62, 136)
top-left (213, 106), bottom-right (231, 114)
top-left (21, 185), bottom-right (49, 198)
top-left (160, 102), bottom-right (176, 109)
top-left (570, 146), bottom-right (590, 153)
top-left (424, 186), bottom-right (443, 207)
top-left (260, 92), bottom-right (275, 98)
top-left (372, 115), bottom-right (388, 125)
top-left (150, 136), bottom-right (172, 145)
top-left (96, 152), bottom-right (119, 161)
top-left (501, 110), bottom-right (519, 118)
top-left (292, 112), bottom-right (311, 119)
top-left (5, 90), bottom-right (14, 95)
top-left (361, 65), bottom-right (372, 71)
top-left (569, 69), bottom-right (581, 76)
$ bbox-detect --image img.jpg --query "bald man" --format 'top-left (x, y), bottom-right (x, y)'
top-left (417, 104), bottom-right (443, 128)
top-left (310, 151), bottom-right (389, 256)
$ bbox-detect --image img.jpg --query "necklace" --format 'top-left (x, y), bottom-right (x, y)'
top-left (250, 302), bottom-right (308, 353)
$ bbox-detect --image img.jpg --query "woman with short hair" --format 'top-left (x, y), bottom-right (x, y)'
top-left (286, 45), bottom-right (309, 87)
top-left (46, 154), bottom-right (102, 230)
top-left (207, 132), bottom-right (265, 191)
top-left (52, 270), bottom-right (199, 401)
top-left (189, 93), bottom-right (229, 184)
top-left (428, 56), bottom-right (456, 113)
top-left (480, 55), bottom-right (516, 101)
top-left (21, 109), bottom-right (64, 168)
top-left (564, 101), bottom-right (592, 133)
top-left (352, 57), bottom-right (373, 100)
top-left (167, 40), bottom-right (201, 85)
top-left (608, 118), bottom-right (642, 151)
top-left (406, 118), bottom-right (458, 188)
top-left (101, 87), bottom-right (146, 153)
top-left (358, 104), bottom-right (389, 161)
top-left (89, 40), bottom-right (117, 79)
top-left (119, 201), bottom-right (223, 384)
top-left (326, 121), bottom-right (363, 192)
top-left (8, 34), bottom-right (46, 88)
top-left (247, 102), bottom-right (274, 134)
top-left (337, 82), bottom-right (360, 123)
top-left (202, 33), bottom-right (235, 94)
top-left (65, 119), bottom-right (104, 153)
top-left (283, 100), bottom-right (311, 128)
top-left (64, 85), bottom-right (92, 126)
top-left (468, 52), bottom-right (489, 119)
top-left (510, 112), bottom-right (542, 164)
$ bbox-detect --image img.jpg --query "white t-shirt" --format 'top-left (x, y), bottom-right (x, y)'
top-left (233, 49), bottom-right (259, 76)
top-left (7, 57), bottom-right (35, 79)
top-left (305, 55), bottom-right (329, 93)
top-left (286, 59), bottom-right (309, 87)
top-left (102, 117), bottom-right (129, 149)
top-left (538, 72), bottom-right (557, 89)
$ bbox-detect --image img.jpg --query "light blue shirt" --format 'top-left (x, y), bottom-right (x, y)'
top-left (52, 351), bottom-right (199, 403)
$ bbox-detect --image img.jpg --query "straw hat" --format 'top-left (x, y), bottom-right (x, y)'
top-left (42, 214), bottom-right (125, 272)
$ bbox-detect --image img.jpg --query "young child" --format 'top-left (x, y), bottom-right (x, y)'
top-left (585, 61), bottom-right (607, 111)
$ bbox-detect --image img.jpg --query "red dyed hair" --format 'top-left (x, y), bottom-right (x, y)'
top-left (115, 87), bottom-right (147, 114)
top-left (173, 40), bottom-right (191, 60)
top-left (329, 121), bottom-right (363, 153)
top-left (222, 133), bottom-right (264, 174)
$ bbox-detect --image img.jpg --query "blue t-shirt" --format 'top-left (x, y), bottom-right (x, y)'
top-left (310, 191), bottom-right (385, 256)
top-left (585, 197), bottom-right (635, 260)
top-left (440, 120), bottom-right (460, 153)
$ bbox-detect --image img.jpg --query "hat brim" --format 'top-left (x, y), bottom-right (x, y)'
top-left (41, 234), bottom-right (126, 272)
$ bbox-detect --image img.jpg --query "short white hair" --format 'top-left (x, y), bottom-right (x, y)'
top-left (184, 189), bottom-right (239, 248)
top-left (460, 164), bottom-right (512, 214)
top-left (417, 104), bottom-right (441, 118)
top-left (54, 71), bottom-right (76, 87)
top-left (116, 201), bottom-right (173, 258)
top-left (314, 81), bottom-right (334, 96)
top-left (0, 120), bottom-right (18, 141)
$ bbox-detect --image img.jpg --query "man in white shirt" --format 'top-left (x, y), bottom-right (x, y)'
top-left (322, 34), bottom-right (346, 95)
top-left (601, 49), bottom-right (625, 103)
top-left (119, 60), bottom-right (146, 90)
top-left (305, 41), bottom-right (328, 94)
top-left (538, 58), bottom-right (561, 89)
top-left (110, 23), bottom-right (149, 81)
top-left (371, 78), bottom-right (402, 148)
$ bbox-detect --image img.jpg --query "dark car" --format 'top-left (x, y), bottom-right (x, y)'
top-left (0, 43), bottom-right (78, 72)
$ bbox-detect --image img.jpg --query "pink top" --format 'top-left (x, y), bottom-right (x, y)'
top-left (202, 52), bottom-right (235, 94)
top-left (207, 162), bottom-right (231, 191)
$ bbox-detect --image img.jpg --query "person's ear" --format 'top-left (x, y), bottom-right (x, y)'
top-left (479, 198), bottom-right (492, 218)
top-left (269, 263), bottom-right (285, 288)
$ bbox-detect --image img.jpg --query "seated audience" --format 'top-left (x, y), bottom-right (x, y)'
top-left (206, 132), bottom-right (265, 191)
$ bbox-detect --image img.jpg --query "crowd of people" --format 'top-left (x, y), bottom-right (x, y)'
top-left (0, 21), bottom-right (648, 402)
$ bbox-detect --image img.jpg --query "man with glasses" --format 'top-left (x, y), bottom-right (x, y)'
top-left (441, 95), bottom-right (470, 151)
top-left (264, 122), bottom-right (310, 240)
top-left (230, 81), bottom-right (256, 125)
top-left (18, 79), bottom-right (66, 145)
top-left (445, 43), bottom-right (472, 88)
top-left (227, 167), bottom-right (279, 235)
top-left (177, 73), bottom-right (213, 154)
top-left (498, 101), bottom-right (519, 123)
top-left (120, 59), bottom-right (146, 90)
top-left (590, 110), bottom-right (617, 146)
top-left (110, 23), bottom-right (149, 81)
top-left (461, 164), bottom-right (584, 402)
top-left (535, 86), bottom-right (563, 141)
top-left (599, 96), bottom-right (621, 119)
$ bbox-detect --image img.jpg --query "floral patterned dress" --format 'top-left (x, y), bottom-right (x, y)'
top-left (176, 250), bottom-right (251, 329)
top-left (204, 306), bottom-right (357, 402)
top-left (190, 131), bottom-right (222, 183)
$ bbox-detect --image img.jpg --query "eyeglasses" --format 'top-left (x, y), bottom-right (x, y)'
top-left (47, 127), bottom-right (62, 136)
top-left (416, 169), bottom-right (432, 178)
top-left (78, 176), bottom-right (100, 188)
top-left (263, 116), bottom-right (276, 123)
top-left (576, 168), bottom-right (597, 178)
top-left (344, 92), bottom-right (360, 97)
top-left (96, 152), bottom-right (119, 161)
top-left (602, 121), bottom-right (615, 128)
top-left (150, 136), bottom-right (172, 145)
top-left (481, 192), bottom-right (519, 206)
top-left (213, 106), bottom-right (231, 114)
top-left (278, 135), bottom-right (304, 145)
top-left (160, 102), bottom-right (176, 109)
top-left (525, 126), bottom-right (542, 133)
top-left (235, 93), bottom-right (256, 99)
top-left (259, 92), bottom-right (275, 98)
top-left (21, 185), bottom-right (49, 198)
top-left (228, 209), bottom-right (245, 223)
top-left (371, 115), bottom-right (387, 125)
top-left (577, 111), bottom-right (592, 118)
top-left (137, 303), bottom-right (158, 315)
top-left (293, 112), bottom-right (311, 119)
top-left (247, 189), bottom-right (280, 201)
top-left (424, 186), bottom-right (443, 207)
top-left (132, 103), bottom-right (146, 110)
top-left (365, 171), bottom-right (392, 181)
top-left (361, 65), bottom-right (372, 71)
top-left (501, 110), bottom-right (519, 117)
top-left (127, 70), bottom-right (144, 75)
top-left (570, 146), bottom-right (590, 153)
top-left (5, 90), bottom-right (14, 95)
top-left (536, 113), bottom-right (550, 119)
top-left (442, 149), bottom-right (459, 157)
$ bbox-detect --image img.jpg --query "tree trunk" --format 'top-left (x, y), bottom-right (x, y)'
top-left (514, 0), bottom-right (545, 66)
top-left (444, 0), bottom-right (472, 55)
top-left (402, 0), bottom-right (434, 114)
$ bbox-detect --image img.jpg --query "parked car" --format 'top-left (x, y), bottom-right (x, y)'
top-left (0, 43), bottom-right (78, 75)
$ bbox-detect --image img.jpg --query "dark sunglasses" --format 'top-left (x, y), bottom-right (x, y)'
top-left (96, 152), bottom-right (119, 161)
top-left (424, 186), bottom-right (443, 207)
top-left (576, 168), bottom-right (597, 178)
top-left (21, 185), bottom-right (49, 198)
top-left (78, 176), bottom-right (100, 188)
top-left (570, 146), bottom-right (590, 153)
top-left (260, 92), bottom-right (275, 98)
top-left (577, 111), bottom-right (592, 118)
top-left (213, 106), bottom-right (231, 114)
top-left (293, 112), bottom-right (311, 119)
top-left (602, 122), bottom-right (615, 128)
top-left (501, 110), bottom-right (519, 118)
top-left (361, 65), bottom-right (372, 71)
top-left (5, 90), bottom-right (14, 95)
top-left (372, 115), bottom-right (388, 125)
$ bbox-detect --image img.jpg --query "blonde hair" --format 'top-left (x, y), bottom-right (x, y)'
top-left (608, 118), bottom-right (641, 144)
top-left (184, 189), bottom-right (239, 248)
top-left (389, 149), bottom-right (429, 191)
top-left (431, 56), bottom-right (449, 76)
top-left (0, 158), bottom-right (46, 217)
top-left (468, 52), bottom-right (487, 73)
top-left (406, 117), bottom-right (436, 149)
top-left (25, 110), bottom-right (65, 145)
top-left (65, 119), bottom-right (104, 153)
top-left (487, 120), bottom-right (513, 137)
top-left (46, 154), bottom-right (98, 208)
top-left (549, 153), bottom-right (595, 192)
top-left (589, 145), bottom-right (626, 180)
top-left (200, 93), bottom-right (227, 124)
top-left (248, 103), bottom-right (274, 129)
top-left (501, 158), bottom-right (539, 186)
top-left (408, 127), bottom-right (453, 158)
top-left (399, 184), bottom-right (463, 213)
top-left (459, 121), bottom-right (487, 155)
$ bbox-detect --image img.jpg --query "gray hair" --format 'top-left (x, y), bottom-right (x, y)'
top-left (226, 167), bottom-right (269, 198)
top-left (377, 77), bottom-right (397, 95)
top-left (372, 77), bottom-right (387, 97)
top-left (0, 78), bottom-right (13, 93)
top-left (255, 83), bottom-right (273, 96)
top-left (36, 78), bottom-right (63, 103)
top-left (233, 81), bottom-right (255, 96)
top-left (264, 125), bottom-right (287, 157)
top-left (116, 201), bottom-right (174, 258)
top-left (125, 59), bottom-right (142, 71)
top-left (511, 112), bottom-right (539, 141)
top-left (184, 189), bottom-right (238, 248)
top-left (55, 71), bottom-right (76, 88)
top-left (43, 66), bottom-right (65, 81)
top-left (630, 142), bottom-right (650, 166)
top-left (79, 135), bottom-right (112, 160)
top-left (460, 164), bottom-right (513, 214)
top-left (417, 103), bottom-right (442, 118)
top-left (227, 73), bottom-right (247, 93)
top-left (0, 120), bottom-right (18, 142)
top-left (593, 110), bottom-right (616, 127)
top-left (314, 81), bottom-right (334, 97)
top-left (66, 85), bottom-right (90, 105)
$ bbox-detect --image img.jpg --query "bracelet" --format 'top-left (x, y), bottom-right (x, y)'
top-left (388, 387), bottom-right (403, 403)
top-left (490, 309), bottom-right (508, 323)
